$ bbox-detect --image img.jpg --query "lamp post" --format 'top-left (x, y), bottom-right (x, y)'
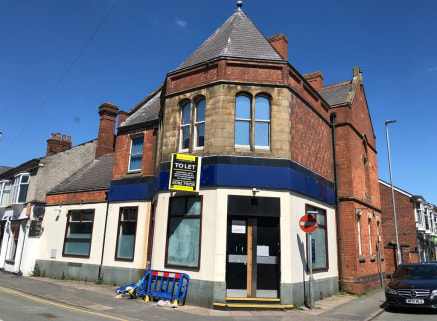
top-left (385, 120), bottom-right (402, 264)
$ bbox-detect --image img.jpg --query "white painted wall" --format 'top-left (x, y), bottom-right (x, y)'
top-left (150, 187), bottom-right (338, 286)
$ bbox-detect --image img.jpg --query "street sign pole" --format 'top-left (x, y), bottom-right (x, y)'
top-left (308, 232), bottom-right (314, 310)
top-left (301, 210), bottom-right (319, 311)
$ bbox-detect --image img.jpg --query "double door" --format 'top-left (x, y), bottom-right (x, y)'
top-left (226, 216), bottom-right (279, 298)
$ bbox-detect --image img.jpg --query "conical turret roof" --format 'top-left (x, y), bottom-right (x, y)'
top-left (176, 4), bottom-right (285, 71)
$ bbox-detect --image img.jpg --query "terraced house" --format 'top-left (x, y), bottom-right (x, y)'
top-left (35, 2), bottom-right (384, 308)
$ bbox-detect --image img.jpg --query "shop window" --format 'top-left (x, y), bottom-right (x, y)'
top-left (12, 174), bottom-right (29, 204)
top-left (128, 135), bottom-right (144, 172)
top-left (115, 207), bottom-right (138, 261)
top-left (235, 93), bottom-right (270, 149)
top-left (63, 209), bottom-right (94, 257)
top-left (166, 196), bottom-right (202, 268)
top-left (0, 180), bottom-right (11, 207)
top-left (305, 205), bottom-right (328, 270)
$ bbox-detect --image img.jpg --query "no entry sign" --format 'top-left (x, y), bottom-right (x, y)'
top-left (299, 214), bottom-right (318, 233)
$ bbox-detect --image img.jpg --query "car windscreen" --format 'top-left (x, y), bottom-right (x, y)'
top-left (394, 265), bottom-right (437, 280)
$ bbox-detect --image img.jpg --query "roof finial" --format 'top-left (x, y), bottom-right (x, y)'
top-left (237, 1), bottom-right (243, 11)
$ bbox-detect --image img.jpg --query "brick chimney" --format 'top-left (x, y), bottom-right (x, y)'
top-left (118, 111), bottom-right (129, 126)
top-left (46, 133), bottom-right (72, 156)
top-left (268, 33), bottom-right (288, 60)
top-left (303, 71), bottom-right (324, 89)
top-left (95, 102), bottom-right (119, 159)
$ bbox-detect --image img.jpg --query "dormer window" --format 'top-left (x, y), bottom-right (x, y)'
top-left (128, 135), bottom-right (144, 172)
top-left (12, 173), bottom-right (29, 204)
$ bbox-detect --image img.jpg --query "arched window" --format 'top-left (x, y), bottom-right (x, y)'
top-left (235, 95), bottom-right (251, 146)
top-left (180, 102), bottom-right (191, 150)
top-left (195, 98), bottom-right (205, 148)
top-left (254, 96), bottom-right (270, 147)
top-left (235, 93), bottom-right (270, 149)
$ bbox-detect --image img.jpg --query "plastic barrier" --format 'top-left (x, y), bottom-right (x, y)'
top-left (115, 270), bottom-right (190, 305)
top-left (115, 278), bottom-right (144, 299)
top-left (143, 270), bottom-right (190, 305)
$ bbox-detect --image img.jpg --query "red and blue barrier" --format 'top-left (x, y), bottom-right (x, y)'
top-left (116, 270), bottom-right (190, 305)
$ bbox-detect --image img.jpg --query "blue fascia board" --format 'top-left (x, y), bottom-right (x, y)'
top-left (160, 163), bottom-right (335, 205)
top-left (109, 162), bottom-right (335, 205)
top-left (108, 181), bottom-right (157, 202)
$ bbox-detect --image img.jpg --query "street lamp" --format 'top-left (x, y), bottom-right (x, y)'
top-left (385, 120), bottom-right (402, 264)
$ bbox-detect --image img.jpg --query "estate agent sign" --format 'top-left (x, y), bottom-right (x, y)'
top-left (169, 153), bottom-right (201, 192)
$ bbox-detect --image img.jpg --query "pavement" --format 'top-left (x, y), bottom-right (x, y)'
top-left (0, 271), bottom-right (387, 320)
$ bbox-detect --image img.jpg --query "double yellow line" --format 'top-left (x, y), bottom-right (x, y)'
top-left (0, 286), bottom-right (128, 321)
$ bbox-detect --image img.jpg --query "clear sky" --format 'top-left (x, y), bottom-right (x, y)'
top-left (1, 0), bottom-right (436, 205)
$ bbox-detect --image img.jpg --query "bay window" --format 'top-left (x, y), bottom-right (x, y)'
top-left (12, 174), bottom-right (29, 204)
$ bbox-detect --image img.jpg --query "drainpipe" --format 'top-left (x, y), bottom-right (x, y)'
top-left (98, 201), bottom-right (110, 282)
top-left (331, 112), bottom-right (343, 291)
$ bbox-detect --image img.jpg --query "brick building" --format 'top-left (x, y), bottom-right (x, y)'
top-left (0, 133), bottom-right (97, 276)
top-left (380, 180), bottom-right (436, 274)
top-left (36, 2), bottom-right (385, 308)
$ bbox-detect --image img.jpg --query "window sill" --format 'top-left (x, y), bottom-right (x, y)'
top-left (124, 171), bottom-right (142, 178)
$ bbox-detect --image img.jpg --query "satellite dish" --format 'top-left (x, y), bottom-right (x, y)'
top-left (33, 206), bottom-right (45, 217)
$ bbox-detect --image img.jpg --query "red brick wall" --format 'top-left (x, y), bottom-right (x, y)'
top-left (289, 94), bottom-right (334, 180)
top-left (46, 190), bottom-right (107, 204)
top-left (112, 128), bottom-right (156, 179)
top-left (380, 182), bottom-right (419, 275)
top-left (333, 81), bottom-right (383, 294)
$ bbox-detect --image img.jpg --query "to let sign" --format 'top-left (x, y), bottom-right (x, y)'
top-left (299, 214), bottom-right (318, 233)
top-left (169, 153), bottom-right (201, 192)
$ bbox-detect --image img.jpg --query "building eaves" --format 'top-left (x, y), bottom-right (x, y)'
top-left (0, 159), bottom-right (41, 180)
top-left (119, 88), bottom-right (161, 131)
top-left (0, 166), bottom-right (12, 175)
top-left (175, 7), bottom-right (285, 71)
top-left (48, 154), bottom-right (114, 194)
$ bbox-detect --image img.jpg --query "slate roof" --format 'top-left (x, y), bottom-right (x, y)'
top-left (176, 6), bottom-right (285, 71)
top-left (119, 88), bottom-right (161, 130)
top-left (317, 82), bottom-right (352, 106)
top-left (0, 166), bottom-right (12, 175)
top-left (48, 154), bottom-right (114, 194)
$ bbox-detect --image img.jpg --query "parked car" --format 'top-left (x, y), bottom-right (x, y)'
top-left (385, 263), bottom-right (437, 310)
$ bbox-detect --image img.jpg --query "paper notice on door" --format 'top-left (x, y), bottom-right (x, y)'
top-left (257, 245), bottom-right (269, 256)
top-left (232, 220), bottom-right (246, 234)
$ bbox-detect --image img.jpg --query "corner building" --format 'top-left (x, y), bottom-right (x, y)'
top-left (39, 3), bottom-right (383, 308)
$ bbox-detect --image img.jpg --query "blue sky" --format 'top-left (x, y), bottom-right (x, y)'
top-left (1, 0), bottom-right (436, 205)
